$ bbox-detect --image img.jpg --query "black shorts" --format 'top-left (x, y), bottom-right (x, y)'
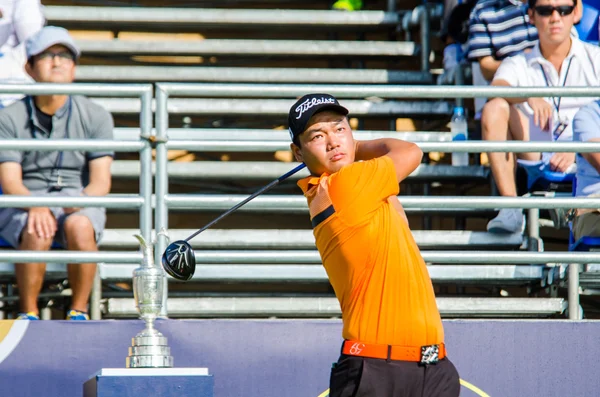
top-left (329, 354), bottom-right (460, 397)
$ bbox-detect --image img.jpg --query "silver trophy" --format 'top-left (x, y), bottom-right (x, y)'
top-left (126, 234), bottom-right (174, 368)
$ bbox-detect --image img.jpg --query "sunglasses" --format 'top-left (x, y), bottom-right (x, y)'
top-left (534, 5), bottom-right (575, 16)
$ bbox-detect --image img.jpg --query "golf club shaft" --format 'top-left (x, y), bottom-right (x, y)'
top-left (184, 163), bottom-right (307, 242)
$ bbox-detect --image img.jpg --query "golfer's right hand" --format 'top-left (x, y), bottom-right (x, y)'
top-left (27, 207), bottom-right (57, 239)
top-left (527, 97), bottom-right (553, 132)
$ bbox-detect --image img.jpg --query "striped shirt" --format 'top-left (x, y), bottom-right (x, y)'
top-left (467, 0), bottom-right (538, 61)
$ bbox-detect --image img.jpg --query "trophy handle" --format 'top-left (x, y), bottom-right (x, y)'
top-left (156, 227), bottom-right (171, 245)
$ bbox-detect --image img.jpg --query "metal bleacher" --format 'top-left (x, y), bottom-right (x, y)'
top-left (95, 121), bottom-right (560, 319)
top-left (44, 3), bottom-right (442, 117)
top-left (0, 2), bottom-right (573, 320)
top-left (108, 128), bottom-right (488, 183)
top-left (75, 66), bottom-right (434, 85)
top-left (0, 112), bottom-right (552, 318)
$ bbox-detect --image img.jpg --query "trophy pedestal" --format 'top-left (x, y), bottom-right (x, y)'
top-left (83, 368), bottom-right (213, 397)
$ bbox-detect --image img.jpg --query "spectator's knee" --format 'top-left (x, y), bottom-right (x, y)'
top-left (64, 215), bottom-right (96, 250)
top-left (20, 230), bottom-right (53, 251)
top-left (481, 98), bottom-right (510, 139)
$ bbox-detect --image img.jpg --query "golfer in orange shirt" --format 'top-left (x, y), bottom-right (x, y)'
top-left (289, 94), bottom-right (460, 397)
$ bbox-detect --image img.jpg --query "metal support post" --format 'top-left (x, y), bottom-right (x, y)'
top-left (41, 307), bottom-right (51, 320)
top-left (454, 63), bottom-right (464, 108)
top-left (139, 89), bottom-right (153, 242)
top-left (527, 207), bottom-right (540, 251)
top-left (568, 263), bottom-right (581, 320)
top-left (90, 269), bottom-right (102, 320)
top-left (419, 5), bottom-right (430, 73)
top-left (387, 0), bottom-right (396, 12)
top-left (155, 86), bottom-right (170, 317)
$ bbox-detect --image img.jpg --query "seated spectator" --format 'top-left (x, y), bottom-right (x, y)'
top-left (467, 0), bottom-right (541, 139)
top-left (0, 26), bottom-right (114, 320)
top-left (0, 0), bottom-right (45, 108)
top-left (438, 0), bottom-right (477, 85)
top-left (482, 0), bottom-right (600, 233)
top-left (571, 101), bottom-right (600, 241)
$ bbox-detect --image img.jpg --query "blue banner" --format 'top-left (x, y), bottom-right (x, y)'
top-left (0, 319), bottom-right (598, 397)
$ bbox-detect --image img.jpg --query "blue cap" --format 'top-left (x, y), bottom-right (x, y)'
top-left (453, 106), bottom-right (464, 115)
top-left (26, 26), bottom-right (80, 60)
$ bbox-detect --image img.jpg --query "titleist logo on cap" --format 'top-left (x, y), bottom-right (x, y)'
top-left (295, 97), bottom-right (337, 119)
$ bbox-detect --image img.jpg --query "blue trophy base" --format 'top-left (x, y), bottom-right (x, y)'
top-left (83, 368), bottom-right (214, 397)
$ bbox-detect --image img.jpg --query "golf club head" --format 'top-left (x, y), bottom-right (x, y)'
top-left (161, 240), bottom-right (196, 281)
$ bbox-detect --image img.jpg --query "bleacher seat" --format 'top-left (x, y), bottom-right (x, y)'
top-left (90, 97), bottom-right (454, 118)
top-left (518, 160), bottom-right (574, 192)
top-left (95, 229), bottom-right (525, 251)
top-left (102, 296), bottom-right (567, 318)
top-left (74, 38), bottom-right (419, 58)
top-left (44, 6), bottom-right (406, 32)
top-left (569, 235), bottom-right (600, 252)
top-left (75, 66), bottom-right (434, 85)
top-left (576, 2), bottom-right (600, 44)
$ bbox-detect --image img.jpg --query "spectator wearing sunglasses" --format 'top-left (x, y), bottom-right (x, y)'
top-left (467, 0), bottom-right (582, 142)
top-left (481, 0), bottom-right (600, 234)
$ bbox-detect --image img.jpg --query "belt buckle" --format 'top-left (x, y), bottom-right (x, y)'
top-left (47, 186), bottom-right (63, 193)
top-left (420, 344), bottom-right (439, 364)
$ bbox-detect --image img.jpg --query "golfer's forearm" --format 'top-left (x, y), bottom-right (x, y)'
top-left (354, 138), bottom-right (419, 161)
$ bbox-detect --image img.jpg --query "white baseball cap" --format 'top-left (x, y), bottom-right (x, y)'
top-left (26, 26), bottom-right (80, 60)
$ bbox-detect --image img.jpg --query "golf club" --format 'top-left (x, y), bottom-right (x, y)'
top-left (161, 163), bottom-right (307, 281)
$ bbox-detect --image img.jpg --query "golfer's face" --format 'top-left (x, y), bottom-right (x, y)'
top-left (293, 111), bottom-right (355, 175)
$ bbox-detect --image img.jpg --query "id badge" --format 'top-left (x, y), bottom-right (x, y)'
top-left (552, 117), bottom-right (569, 141)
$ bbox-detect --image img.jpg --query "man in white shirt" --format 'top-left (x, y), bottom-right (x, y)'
top-left (481, 0), bottom-right (600, 233)
top-left (0, 0), bottom-right (45, 108)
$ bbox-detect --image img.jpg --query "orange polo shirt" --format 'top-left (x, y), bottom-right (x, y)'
top-left (298, 156), bottom-right (443, 347)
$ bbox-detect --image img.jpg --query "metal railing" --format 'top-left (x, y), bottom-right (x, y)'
top-left (0, 83), bottom-right (153, 319)
top-left (154, 83), bottom-right (600, 320)
top-left (3, 83), bottom-right (600, 320)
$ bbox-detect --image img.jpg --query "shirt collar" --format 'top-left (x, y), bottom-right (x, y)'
top-left (527, 38), bottom-right (582, 67)
top-left (297, 175), bottom-right (326, 193)
top-left (54, 97), bottom-right (71, 118)
top-left (27, 95), bottom-right (71, 118)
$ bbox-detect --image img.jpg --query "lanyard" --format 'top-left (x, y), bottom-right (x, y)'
top-left (539, 56), bottom-right (574, 117)
top-left (26, 96), bottom-right (72, 189)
